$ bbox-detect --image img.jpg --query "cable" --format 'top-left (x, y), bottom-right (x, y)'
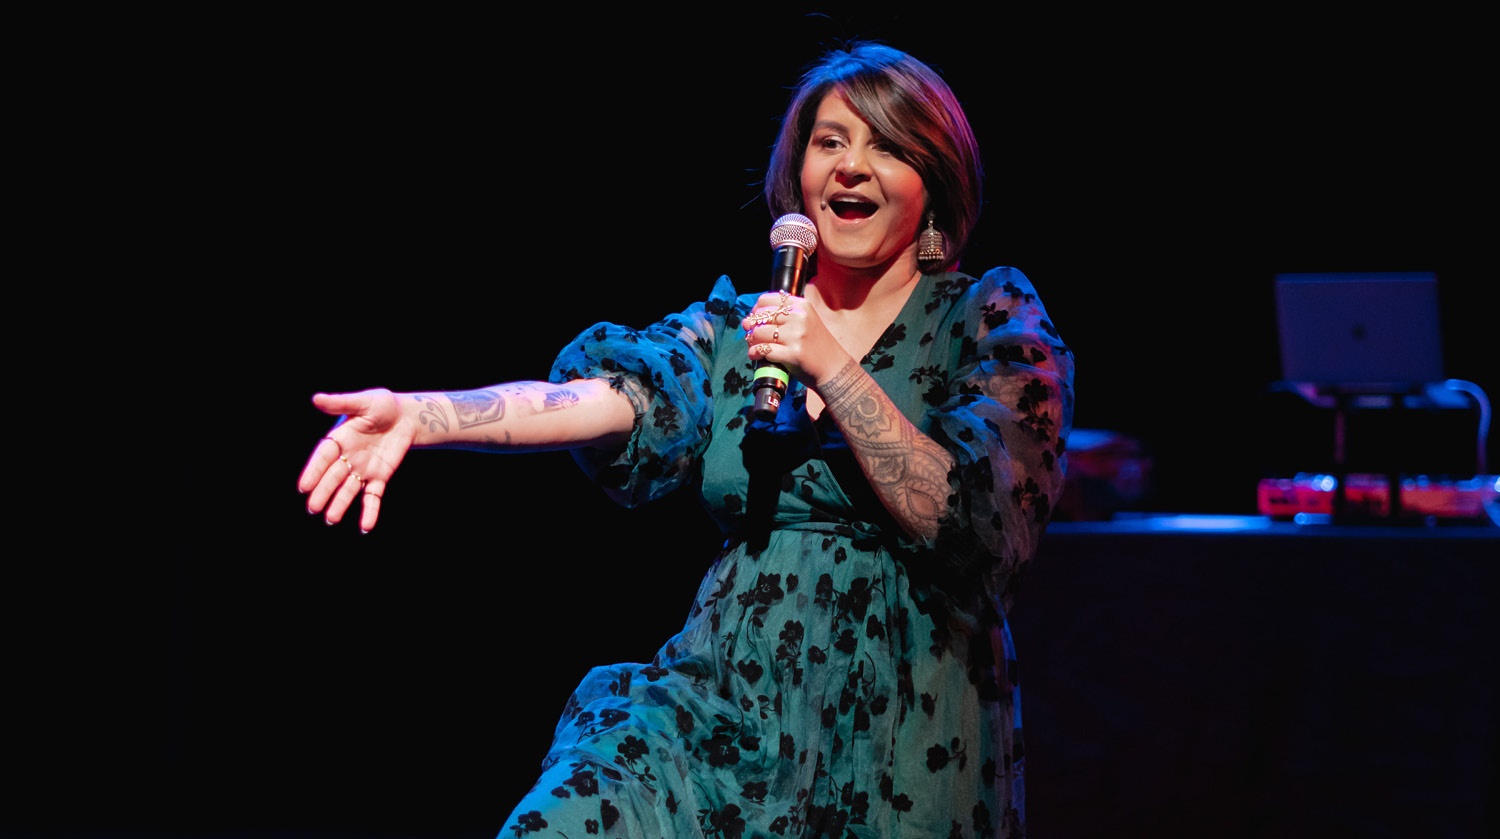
top-left (1442, 378), bottom-right (1491, 474)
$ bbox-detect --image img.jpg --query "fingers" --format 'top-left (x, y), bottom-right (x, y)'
top-left (328, 474), bottom-right (385, 534)
top-left (742, 305), bottom-right (793, 329)
top-left (744, 323), bottom-right (782, 362)
top-left (302, 444), bottom-right (351, 517)
top-left (358, 482), bottom-right (384, 533)
top-left (742, 291), bottom-right (799, 332)
top-left (298, 435), bottom-right (341, 495)
top-left (742, 307), bottom-right (793, 363)
top-left (307, 455), bottom-right (383, 531)
top-left (310, 390), bottom-right (368, 418)
top-left (299, 392), bottom-right (365, 493)
top-left (300, 389), bottom-right (375, 497)
top-left (299, 420), bottom-right (362, 514)
top-left (300, 388), bottom-right (406, 532)
top-left (324, 464), bottom-right (360, 520)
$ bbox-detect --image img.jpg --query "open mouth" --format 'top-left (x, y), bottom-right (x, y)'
top-left (829, 198), bottom-right (876, 220)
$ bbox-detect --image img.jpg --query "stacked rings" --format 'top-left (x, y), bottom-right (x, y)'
top-left (336, 449), bottom-right (365, 487)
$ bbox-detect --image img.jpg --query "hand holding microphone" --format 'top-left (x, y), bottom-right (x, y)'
top-left (750, 213), bottom-right (818, 420)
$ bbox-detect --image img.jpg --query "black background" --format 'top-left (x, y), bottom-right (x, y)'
top-left (22, 6), bottom-right (1496, 838)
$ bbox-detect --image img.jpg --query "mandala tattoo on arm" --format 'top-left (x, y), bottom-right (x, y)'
top-left (819, 361), bottom-right (953, 537)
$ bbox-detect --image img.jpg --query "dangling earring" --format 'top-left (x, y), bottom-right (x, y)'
top-left (918, 211), bottom-right (946, 263)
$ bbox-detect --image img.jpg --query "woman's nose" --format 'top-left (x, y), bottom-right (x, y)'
top-left (837, 148), bottom-right (870, 178)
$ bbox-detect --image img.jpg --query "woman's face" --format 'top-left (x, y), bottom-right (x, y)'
top-left (800, 92), bottom-right (927, 273)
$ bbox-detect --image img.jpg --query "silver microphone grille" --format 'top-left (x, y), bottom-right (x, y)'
top-left (769, 213), bottom-right (818, 254)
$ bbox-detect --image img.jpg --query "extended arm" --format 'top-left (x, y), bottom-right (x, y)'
top-left (298, 378), bottom-right (635, 532)
top-left (401, 379), bottom-right (635, 452)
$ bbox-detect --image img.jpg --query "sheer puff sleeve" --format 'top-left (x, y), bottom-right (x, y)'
top-left (926, 266), bottom-right (1075, 598)
top-left (549, 275), bottom-right (742, 508)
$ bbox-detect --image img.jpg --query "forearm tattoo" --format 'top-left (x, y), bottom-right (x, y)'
top-left (415, 396), bottom-right (450, 433)
top-left (425, 384), bottom-right (584, 429)
top-left (539, 387), bottom-right (582, 411)
top-left (820, 361), bottom-right (952, 537)
top-left (449, 389), bottom-right (504, 428)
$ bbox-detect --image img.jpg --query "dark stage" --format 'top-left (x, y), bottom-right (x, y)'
top-left (22, 7), bottom-right (1499, 839)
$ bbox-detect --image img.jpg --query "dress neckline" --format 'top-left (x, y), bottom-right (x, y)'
top-left (800, 272), bottom-right (934, 422)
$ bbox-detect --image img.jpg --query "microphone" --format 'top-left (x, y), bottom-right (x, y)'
top-left (751, 213), bottom-right (818, 420)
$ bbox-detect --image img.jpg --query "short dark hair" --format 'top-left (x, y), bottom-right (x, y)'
top-left (764, 41), bottom-right (983, 273)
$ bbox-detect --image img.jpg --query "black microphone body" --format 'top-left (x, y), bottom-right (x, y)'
top-left (752, 214), bottom-right (818, 420)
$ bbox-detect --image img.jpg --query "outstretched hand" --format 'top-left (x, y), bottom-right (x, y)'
top-left (298, 388), bottom-right (415, 533)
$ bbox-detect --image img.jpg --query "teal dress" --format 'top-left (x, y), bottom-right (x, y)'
top-left (501, 266), bottom-right (1074, 839)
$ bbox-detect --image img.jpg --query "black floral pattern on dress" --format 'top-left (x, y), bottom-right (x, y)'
top-left (501, 267), bottom-right (1073, 838)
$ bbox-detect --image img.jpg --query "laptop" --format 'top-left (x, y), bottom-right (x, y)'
top-left (1274, 271), bottom-right (1444, 394)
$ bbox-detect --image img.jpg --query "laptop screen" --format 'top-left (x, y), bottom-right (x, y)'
top-left (1273, 271), bottom-right (1444, 393)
